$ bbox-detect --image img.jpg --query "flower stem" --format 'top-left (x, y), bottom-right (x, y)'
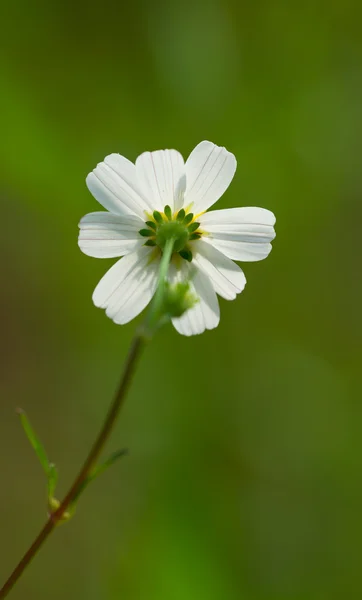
top-left (0, 333), bottom-right (145, 599)
top-left (0, 240), bottom-right (177, 598)
top-left (145, 237), bottom-right (175, 333)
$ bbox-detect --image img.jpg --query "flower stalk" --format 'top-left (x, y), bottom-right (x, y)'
top-left (145, 237), bottom-right (175, 334)
top-left (0, 243), bottom-right (177, 599)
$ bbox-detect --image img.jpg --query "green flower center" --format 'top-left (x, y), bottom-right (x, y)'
top-left (156, 220), bottom-right (189, 252)
top-left (139, 205), bottom-right (202, 262)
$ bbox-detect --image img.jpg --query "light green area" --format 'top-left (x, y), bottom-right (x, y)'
top-left (1, 0), bottom-right (362, 598)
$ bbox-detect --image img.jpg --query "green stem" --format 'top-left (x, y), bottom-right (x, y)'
top-left (0, 242), bottom-right (175, 599)
top-left (145, 237), bottom-right (175, 333)
top-left (0, 334), bottom-right (144, 599)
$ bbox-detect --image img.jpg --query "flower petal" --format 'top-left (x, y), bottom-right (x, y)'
top-left (170, 262), bottom-right (220, 336)
top-left (184, 141), bottom-right (237, 214)
top-left (86, 153), bottom-right (151, 218)
top-left (200, 207), bottom-right (276, 261)
top-left (78, 212), bottom-right (145, 258)
top-left (93, 247), bottom-right (159, 324)
top-left (192, 240), bottom-right (246, 300)
top-left (135, 149), bottom-right (186, 213)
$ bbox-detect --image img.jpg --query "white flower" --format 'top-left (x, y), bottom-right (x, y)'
top-left (78, 141), bottom-right (276, 336)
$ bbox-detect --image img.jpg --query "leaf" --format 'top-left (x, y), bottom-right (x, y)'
top-left (72, 448), bottom-right (128, 504)
top-left (89, 448), bottom-right (128, 483)
top-left (47, 463), bottom-right (58, 499)
top-left (17, 409), bottom-right (50, 475)
top-left (17, 408), bottom-right (59, 502)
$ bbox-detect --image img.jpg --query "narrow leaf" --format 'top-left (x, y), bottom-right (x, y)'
top-left (188, 222), bottom-right (200, 233)
top-left (164, 205), bottom-right (172, 220)
top-left (17, 409), bottom-right (50, 475)
top-left (89, 448), bottom-right (128, 483)
top-left (184, 213), bottom-right (194, 225)
top-left (153, 210), bottom-right (163, 223)
top-left (70, 448), bottom-right (128, 506)
top-left (47, 463), bottom-right (58, 499)
top-left (145, 220), bottom-right (157, 230)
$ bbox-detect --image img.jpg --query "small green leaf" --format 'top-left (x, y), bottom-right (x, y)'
top-left (17, 409), bottom-right (50, 475)
top-left (189, 233), bottom-right (201, 241)
top-left (144, 239), bottom-right (156, 246)
top-left (89, 448), bottom-right (128, 483)
top-left (153, 210), bottom-right (163, 223)
top-left (184, 213), bottom-right (194, 225)
top-left (164, 205), bottom-right (172, 220)
top-left (18, 409), bottom-right (59, 502)
top-left (139, 229), bottom-right (154, 237)
top-left (188, 222), bottom-right (200, 233)
top-left (47, 463), bottom-right (58, 499)
top-left (72, 448), bottom-right (129, 504)
top-left (179, 249), bottom-right (193, 262)
top-left (145, 220), bottom-right (157, 230)
top-left (177, 208), bottom-right (185, 221)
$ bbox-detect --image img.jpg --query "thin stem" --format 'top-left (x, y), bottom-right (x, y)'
top-left (0, 240), bottom-right (176, 599)
top-left (0, 333), bottom-right (144, 599)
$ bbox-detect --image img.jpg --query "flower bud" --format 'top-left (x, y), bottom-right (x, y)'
top-left (162, 281), bottom-right (198, 318)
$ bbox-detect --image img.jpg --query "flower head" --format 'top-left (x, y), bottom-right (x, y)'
top-left (78, 141), bottom-right (276, 335)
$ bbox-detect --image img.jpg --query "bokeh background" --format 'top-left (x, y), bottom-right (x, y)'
top-left (1, 0), bottom-right (362, 598)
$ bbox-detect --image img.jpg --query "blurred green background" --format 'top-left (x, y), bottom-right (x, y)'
top-left (1, 0), bottom-right (362, 598)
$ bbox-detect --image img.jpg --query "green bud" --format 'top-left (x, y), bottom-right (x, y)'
top-left (164, 205), bottom-right (172, 220)
top-left (145, 220), bottom-right (157, 230)
top-left (179, 249), bottom-right (193, 262)
top-left (48, 497), bottom-right (72, 523)
top-left (188, 222), bottom-right (200, 233)
top-left (163, 281), bottom-right (198, 318)
top-left (184, 213), bottom-right (194, 225)
top-left (177, 208), bottom-right (186, 221)
top-left (153, 210), bottom-right (163, 224)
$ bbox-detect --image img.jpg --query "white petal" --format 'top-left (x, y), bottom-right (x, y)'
top-left (184, 141), bottom-right (237, 215)
top-left (193, 240), bottom-right (246, 300)
top-left (86, 153), bottom-right (151, 218)
top-left (200, 207), bottom-right (276, 262)
top-left (93, 247), bottom-right (159, 324)
top-left (201, 206), bottom-right (276, 227)
top-left (78, 212), bottom-right (145, 258)
top-left (169, 262), bottom-right (220, 336)
top-left (135, 149), bottom-right (186, 213)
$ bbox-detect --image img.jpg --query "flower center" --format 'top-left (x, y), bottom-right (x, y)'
top-left (139, 205), bottom-right (202, 262)
top-left (156, 220), bottom-right (189, 252)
